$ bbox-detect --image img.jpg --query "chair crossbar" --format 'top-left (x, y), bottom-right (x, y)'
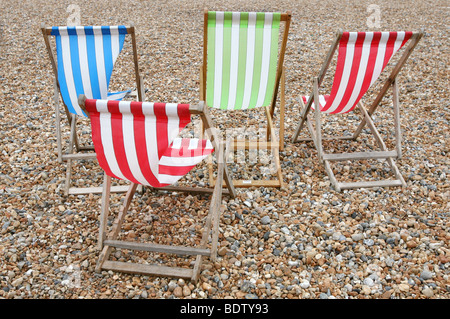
top-left (102, 261), bottom-right (195, 279)
top-left (338, 180), bottom-right (404, 190)
top-left (322, 150), bottom-right (398, 161)
top-left (104, 240), bottom-right (211, 256)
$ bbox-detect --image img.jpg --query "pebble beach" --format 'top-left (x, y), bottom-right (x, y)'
top-left (0, 0), bottom-right (448, 300)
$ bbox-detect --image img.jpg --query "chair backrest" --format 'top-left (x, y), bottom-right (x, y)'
top-left (48, 26), bottom-right (130, 117)
top-left (321, 31), bottom-right (412, 114)
top-left (204, 11), bottom-right (287, 110)
top-left (83, 99), bottom-right (214, 187)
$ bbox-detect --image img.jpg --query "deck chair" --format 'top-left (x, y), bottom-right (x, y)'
top-left (78, 95), bottom-right (235, 282)
top-left (292, 31), bottom-right (423, 191)
top-left (41, 25), bottom-right (144, 195)
top-left (201, 10), bottom-right (291, 188)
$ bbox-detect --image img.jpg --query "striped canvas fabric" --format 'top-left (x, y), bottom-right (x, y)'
top-left (301, 95), bottom-right (329, 111)
top-left (84, 99), bottom-right (214, 187)
top-left (51, 26), bottom-right (131, 117)
top-left (206, 11), bottom-right (281, 110)
top-left (316, 31), bottom-right (412, 114)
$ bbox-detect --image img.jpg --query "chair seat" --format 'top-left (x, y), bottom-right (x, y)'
top-left (106, 90), bottom-right (132, 101)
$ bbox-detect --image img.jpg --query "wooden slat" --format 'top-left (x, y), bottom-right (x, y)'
top-left (101, 260), bottom-right (194, 279)
top-left (295, 136), bottom-right (354, 142)
top-left (104, 240), bottom-right (211, 256)
top-left (338, 179), bottom-right (403, 190)
top-left (153, 185), bottom-right (230, 196)
top-left (232, 140), bottom-right (278, 150)
top-left (78, 145), bottom-right (95, 151)
top-left (62, 153), bottom-right (97, 160)
top-left (68, 185), bottom-right (129, 195)
top-left (322, 150), bottom-right (398, 161)
top-left (232, 180), bottom-right (281, 188)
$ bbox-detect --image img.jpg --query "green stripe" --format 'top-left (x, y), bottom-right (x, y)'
top-left (220, 12), bottom-right (233, 110)
top-left (263, 13), bottom-right (281, 106)
top-left (206, 12), bottom-right (282, 110)
top-left (248, 13), bottom-right (266, 109)
top-left (206, 12), bottom-right (216, 108)
top-left (234, 12), bottom-right (248, 110)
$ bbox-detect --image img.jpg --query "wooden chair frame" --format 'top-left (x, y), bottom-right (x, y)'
top-left (292, 30), bottom-right (423, 191)
top-left (41, 24), bottom-right (144, 195)
top-left (201, 10), bottom-right (291, 189)
top-left (79, 96), bottom-right (236, 282)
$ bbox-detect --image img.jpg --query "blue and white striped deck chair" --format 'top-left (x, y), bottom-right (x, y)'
top-left (42, 25), bottom-right (143, 195)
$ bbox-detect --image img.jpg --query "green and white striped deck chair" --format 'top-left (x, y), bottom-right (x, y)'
top-left (201, 10), bottom-right (291, 188)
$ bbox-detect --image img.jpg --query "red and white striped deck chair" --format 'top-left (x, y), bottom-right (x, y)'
top-left (78, 95), bottom-right (235, 281)
top-left (292, 31), bottom-right (423, 191)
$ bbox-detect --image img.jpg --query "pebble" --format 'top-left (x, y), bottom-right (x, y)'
top-left (422, 287), bottom-right (434, 298)
top-left (0, 0), bottom-right (447, 301)
top-left (420, 270), bottom-right (434, 280)
top-left (260, 216), bottom-right (271, 225)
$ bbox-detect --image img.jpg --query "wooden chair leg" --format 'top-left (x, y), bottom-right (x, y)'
top-left (292, 94), bottom-right (313, 143)
top-left (53, 79), bottom-right (63, 164)
top-left (96, 182), bottom-right (138, 272)
top-left (313, 79), bottom-right (323, 161)
top-left (209, 141), bottom-right (224, 260)
top-left (98, 174), bottom-right (112, 250)
top-left (279, 66), bottom-right (286, 152)
top-left (64, 115), bottom-right (77, 195)
top-left (392, 79), bottom-right (402, 159)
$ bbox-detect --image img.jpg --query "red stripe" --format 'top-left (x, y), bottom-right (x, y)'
top-left (177, 103), bottom-right (191, 130)
top-left (333, 32), bottom-right (365, 114)
top-left (302, 96), bottom-right (308, 105)
top-left (159, 164), bottom-right (196, 176)
top-left (130, 101), bottom-right (160, 186)
top-left (87, 99), bottom-right (119, 180)
top-left (401, 31), bottom-right (412, 48)
top-left (322, 32), bottom-right (349, 113)
top-left (352, 32), bottom-right (382, 113)
top-left (107, 100), bottom-right (140, 184)
top-left (153, 103), bottom-right (169, 160)
top-left (382, 32), bottom-right (398, 70)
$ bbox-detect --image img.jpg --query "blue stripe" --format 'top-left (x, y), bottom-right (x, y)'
top-left (84, 27), bottom-right (101, 98)
top-left (117, 25), bottom-right (128, 35)
top-left (119, 33), bottom-right (126, 52)
top-left (68, 27), bottom-right (85, 103)
top-left (51, 26), bottom-right (60, 36)
top-left (84, 26), bottom-right (94, 35)
top-left (55, 34), bottom-right (76, 114)
top-left (102, 27), bottom-right (113, 97)
top-left (67, 27), bottom-right (77, 36)
top-left (51, 25), bottom-right (129, 35)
